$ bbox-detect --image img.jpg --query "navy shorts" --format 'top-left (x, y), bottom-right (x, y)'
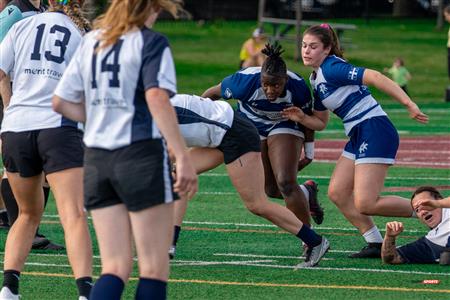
top-left (1, 126), bottom-right (84, 177)
top-left (397, 237), bottom-right (444, 264)
top-left (342, 116), bottom-right (399, 165)
top-left (217, 113), bottom-right (261, 164)
top-left (84, 139), bottom-right (178, 212)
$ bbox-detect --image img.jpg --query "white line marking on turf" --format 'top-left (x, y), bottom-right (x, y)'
top-left (213, 253), bottom-right (335, 260)
top-left (202, 173), bottom-right (450, 181)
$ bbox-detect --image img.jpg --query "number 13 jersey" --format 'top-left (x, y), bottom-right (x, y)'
top-left (55, 27), bottom-right (177, 150)
top-left (0, 12), bottom-right (82, 133)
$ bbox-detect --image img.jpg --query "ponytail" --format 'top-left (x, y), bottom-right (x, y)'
top-left (303, 24), bottom-right (343, 58)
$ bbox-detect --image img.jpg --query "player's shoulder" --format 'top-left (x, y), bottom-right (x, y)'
top-left (140, 27), bottom-right (169, 47)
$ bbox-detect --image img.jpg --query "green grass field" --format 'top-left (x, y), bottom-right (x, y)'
top-left (1, 19), bottom-right (450, 299)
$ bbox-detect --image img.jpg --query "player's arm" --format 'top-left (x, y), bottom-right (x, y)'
top-left (0, 76), bottom-right (12, 109)
top-left (146, 88), bottom-right (198, 199)
top-left (362, 69), bottom-right (428, 124)
top-left (52, 95), bottom-right (86, 123)
top-left (298, 127), bottom-right (315, 171)
top-left (381, 221), bottom-right (405, 264)
top-left (202, 83), bottom-right (222, 100)
top-left (417, 196), bottom-right (450, 210)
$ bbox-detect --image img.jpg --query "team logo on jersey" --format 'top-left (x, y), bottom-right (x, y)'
top-left (317, 83), bottom-right (330, 98)
top-left (359, 141), bottom-right (368, 155)
top-left (7, 8), bottom-right (14, 15)
top-left (348, 67), bottom-right (358, 81)
top-left (224, 88), bottom-right (233, 99)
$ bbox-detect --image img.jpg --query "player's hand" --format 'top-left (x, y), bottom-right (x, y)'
top-left (385, 221), bottom-right (404, 237)
top-left (173, 154), bottom-right (198, 200)
top-left (416, 198), bottom-right (441, 211)
top-left (282, 106), bottom-right (305, 123)
top-left (407, 102), bottom-right (428, 124)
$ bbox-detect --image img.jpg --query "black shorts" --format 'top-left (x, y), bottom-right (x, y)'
top-left (217, 112), bottom-right (261, 164)
top-left (1, 126), bottom-right (84, 177)
top-left (84, 139), bottom-right (178, 212)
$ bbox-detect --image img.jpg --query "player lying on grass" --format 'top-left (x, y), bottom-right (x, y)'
top-left (169, 94), bottom-right (329, 268)
top-left (381, 186), bottom-right (450, 265)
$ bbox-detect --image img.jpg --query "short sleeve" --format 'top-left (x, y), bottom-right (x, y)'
top-left (0, 26), bottom-right (16, 75)
top-left (288, 77), bottom-right (313, 114)
top-left (325, 60), bottom-right (365, 86)
top-left (0, 5), bottom-right (22, 43)
top-left (54, 43), bottom-right (84, 103)
top-left (141, 32), bottom-right (176, 97)
top-left (221, 72), bottom-right (258, 100)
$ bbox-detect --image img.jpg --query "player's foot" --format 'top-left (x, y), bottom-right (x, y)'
top-left (169, 245), bottom-right (176, 260)
top-left (32, 235), bottom-right (65, 251)
top-left (296, 237), bottom-right (330, 268)
top-left (303, 180), bottom-right (324, 225)
top-left (79, 297), bottom-right (88, 300)
top-left (0, 286), bottom-right (20, 300)
top-left (348, 243), bottom-right (382, 258)
top-left (440, 247), bottom-right (450, 266)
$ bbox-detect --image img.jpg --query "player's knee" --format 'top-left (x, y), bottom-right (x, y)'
top-left (245, 200), bottom-right (265, 217)
top-left (277, 179), bottom-right (297, 196)
top-left (102, 262), bottom-right (132, 281)
top-left (354, 199), bottom-right (376, 215)
top-left (59, 208), bottom-right (87, 228)
top-left (327, 186), bottom-right (341, 204)
top-left (17, 209), bottom-right (42, 226)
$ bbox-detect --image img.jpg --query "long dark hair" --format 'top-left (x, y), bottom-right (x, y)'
top-left (303, 24), bottom-right (343, 58)
top-left (261, 42), bottom-right (286, 77)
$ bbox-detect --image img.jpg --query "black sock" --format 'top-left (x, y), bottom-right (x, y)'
top-left (3, 270), bottom-right (20, 295)
top-left (76, 276), bottom-right (93, 298)
top-left (172, 225), bottom-right (181, 246)
top-left (136, 278), bottom-right (167, 300)
top-left (0, 209), bottom-right (9, 225)
top-left (296, 224), bottom-right (322, 248)
top-left (1, 178), bottom-right (18, 226)
top-left (90, 274), bottom-right (124, 300)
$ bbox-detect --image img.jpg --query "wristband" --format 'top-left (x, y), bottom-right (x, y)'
top-left (304, 142), bottom-right (314, 159)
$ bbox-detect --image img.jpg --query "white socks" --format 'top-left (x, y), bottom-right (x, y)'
top-left (363, 226), bottom-right (383, 244)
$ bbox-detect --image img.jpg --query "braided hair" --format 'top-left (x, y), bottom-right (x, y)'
top-left (261, 42), bottom-right (287, 78)
top-left (48, 0), bottom-right (91, 34)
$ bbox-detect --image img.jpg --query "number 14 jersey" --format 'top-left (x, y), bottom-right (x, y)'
top-left (55, 27), bottom-right (177, 150)
top-left (0, 12), bottom-right (82, 133)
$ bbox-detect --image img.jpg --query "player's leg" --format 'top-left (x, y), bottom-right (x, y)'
top-left (130, 202), bottom-right (174, 299)
top-left (89, 204), bottom-right (133, 300)
top-left (266, 133), bottom-right (311, 225)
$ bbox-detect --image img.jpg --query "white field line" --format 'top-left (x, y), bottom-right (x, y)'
top-left (315, 148), bottom-right (450, 155)
top-left (313, 160), bottom-right (450, 167)
top-left (39, 216), bottom-right (428, 234)
top-left (213, 253), bottom-right (335, 261)
top-left (201, 173), bottom-right (450, 181)
top-left (6, 258), bottom-right (448, 277)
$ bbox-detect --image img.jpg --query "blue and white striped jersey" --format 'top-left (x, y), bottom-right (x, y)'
top-left (0, 12), bottom-right (82, 133)
top-left (55, 27), bottom-right (177, 150)
top-left (170, 94), bottom-right (234, 148)
top-left (310, 55), bottom-right (387, 136)
top-left (220, 67), bottom-right (312, 126)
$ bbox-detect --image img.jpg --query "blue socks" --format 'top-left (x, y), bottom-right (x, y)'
top-left (90, 274), bottom-right (124, 300)
top-left (297, 224), bottom-right (322, 247)
top-left (136, 278), bottom-right (167, 300)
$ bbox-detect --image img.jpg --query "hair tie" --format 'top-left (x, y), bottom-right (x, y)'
top-left (320, 23), bottom-right (331, 30)
top-left (57, 0), bottom-right (70, 4)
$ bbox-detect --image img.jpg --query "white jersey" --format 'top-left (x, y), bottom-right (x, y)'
top-left (55, 27), bottom-right (177, 150)
top-left (425, 208), bottom-right (450, 247)
top-left (170, 94), bottom-right (234, 148)
top-left (0, 12), bottom-right (82, 133)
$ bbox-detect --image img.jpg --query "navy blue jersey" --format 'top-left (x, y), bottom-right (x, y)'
top-left (220, 67), bottom-right (312, 133)
top-left (55, 27), bottom-right (177, 150)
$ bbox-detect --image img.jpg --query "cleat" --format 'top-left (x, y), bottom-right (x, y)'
top-left (0, 287), bottom-right (20, 300)
top-left (440, 248), bottom-right (450, 266)
top-left (32, 236), bottom-right (65, 251)
top-left (169, 245), bottom-right (176, 260)
top-left (303, 180), bottom-right (324, 225)
top-left (296, 237), bottom-right (330, 268)
top-left (348, 243), bottom-right (382, 258)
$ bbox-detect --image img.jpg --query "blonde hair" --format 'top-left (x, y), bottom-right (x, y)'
top-left (94, 0), bottom-right (183, 50)
top-left (48, 1), bottom-right (91, 34)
